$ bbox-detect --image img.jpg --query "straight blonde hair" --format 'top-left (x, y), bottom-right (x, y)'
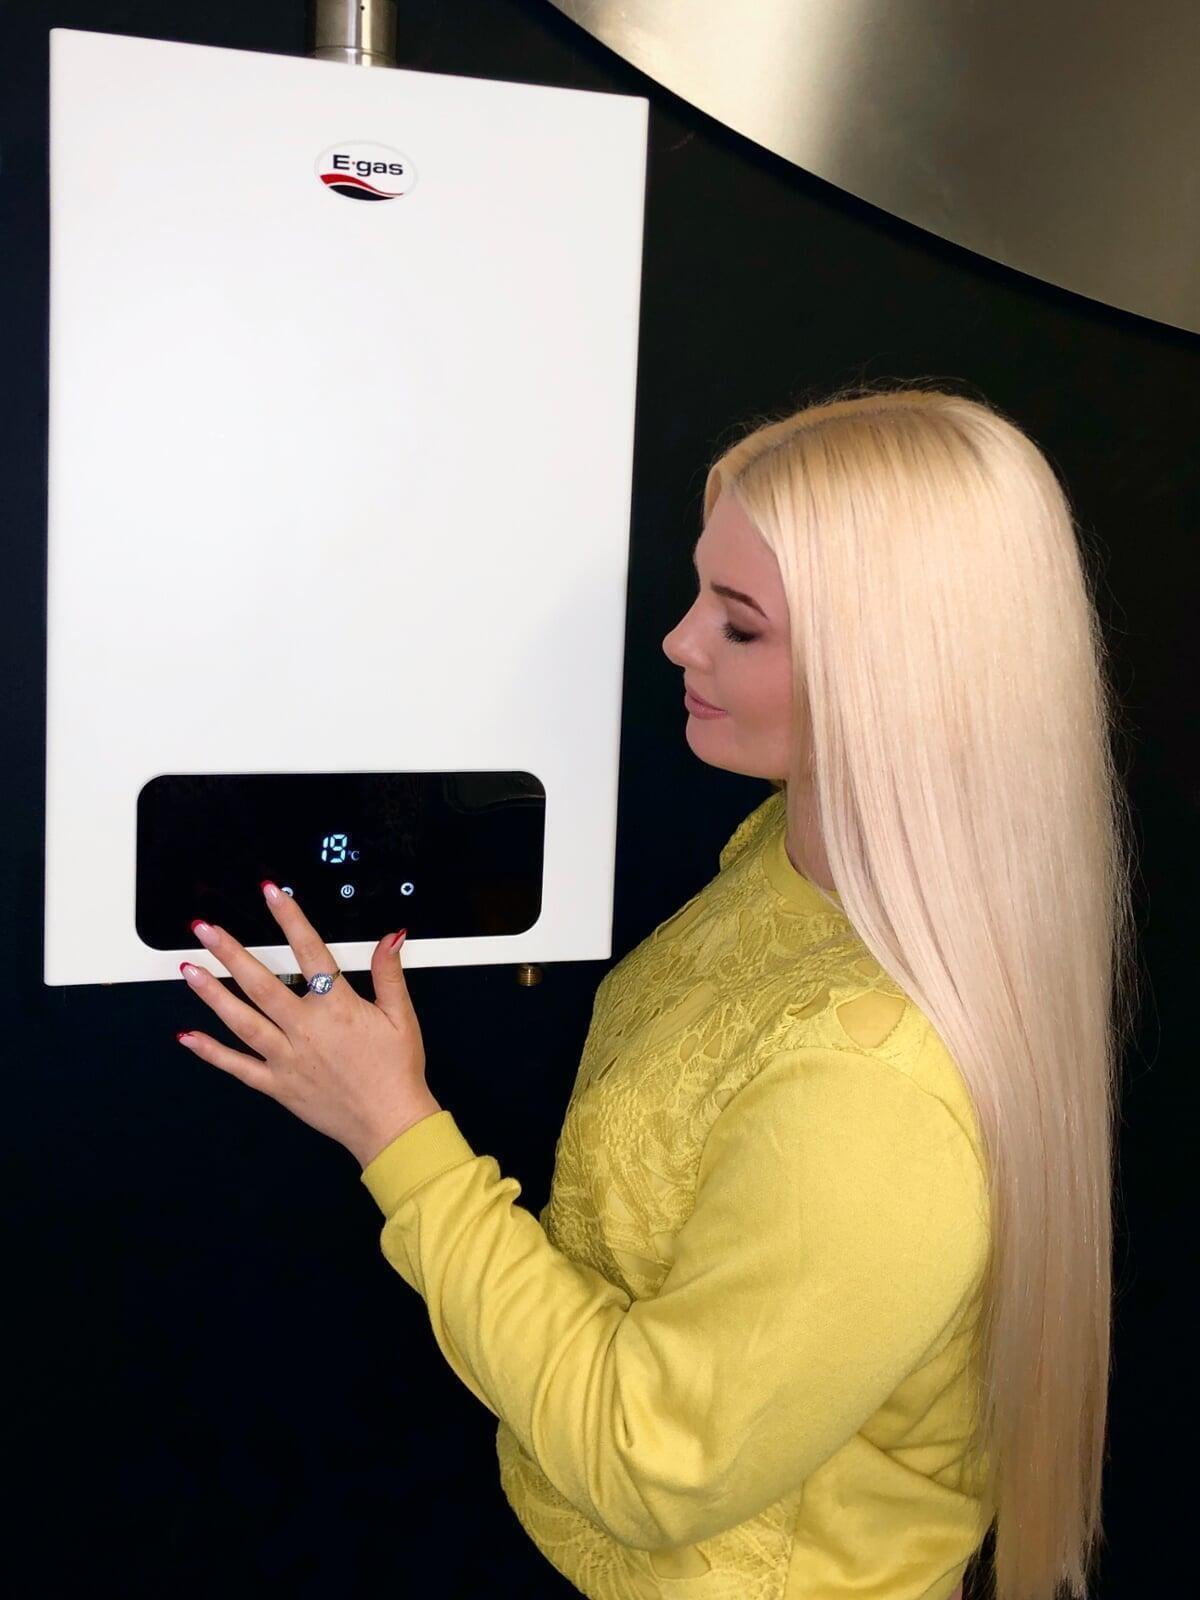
top-left (703, 381), bottom-right (1141, 1600)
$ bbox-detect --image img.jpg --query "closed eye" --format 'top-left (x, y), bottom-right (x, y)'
top-left (695, 574), bottom-right (758, 643)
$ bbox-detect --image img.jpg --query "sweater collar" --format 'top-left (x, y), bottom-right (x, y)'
top-left (762, 811), bottom-right (848, 919)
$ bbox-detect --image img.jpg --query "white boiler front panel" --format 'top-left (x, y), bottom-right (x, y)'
top-left (45, 27), bottom-right (648, 987)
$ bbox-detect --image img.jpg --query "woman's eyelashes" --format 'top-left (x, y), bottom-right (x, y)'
top-left (692, 579), bottom-right (757, 643)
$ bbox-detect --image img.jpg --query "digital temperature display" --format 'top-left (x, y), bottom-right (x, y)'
top-left (134, 770), bottom-right (546, 951)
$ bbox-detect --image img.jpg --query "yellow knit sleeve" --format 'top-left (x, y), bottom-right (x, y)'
top-left (361, 1049), bottom-right (989, 1554)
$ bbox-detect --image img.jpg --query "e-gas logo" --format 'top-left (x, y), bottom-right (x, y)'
top-left (315, 141), bottom-right (417, 202)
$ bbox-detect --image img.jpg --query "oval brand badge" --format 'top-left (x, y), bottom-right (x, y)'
top-left (315, 141), bottom-right (417, 202)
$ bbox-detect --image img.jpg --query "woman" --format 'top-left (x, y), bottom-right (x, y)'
top-left (254, 381), bottom-right (1137, 1597)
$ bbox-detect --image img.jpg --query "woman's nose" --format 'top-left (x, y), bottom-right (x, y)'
top-left (663, 609), bottom-right (694, 663)
top-left (663, 634), bottom-right (693, 673)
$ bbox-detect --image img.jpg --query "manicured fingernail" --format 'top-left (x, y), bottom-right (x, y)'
top-left (388, 930), bottom-right (407, 950)
top-left (190, 920), bottom-right (216, 947)
top-left (260, 881), bottom-right (281, 903)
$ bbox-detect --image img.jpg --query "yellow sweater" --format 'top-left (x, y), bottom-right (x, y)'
top-left (361, 788), bottom-right (994, 1598)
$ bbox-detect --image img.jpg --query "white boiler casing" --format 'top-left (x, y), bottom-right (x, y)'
top-left (44, 27), bottom-right (648, 988)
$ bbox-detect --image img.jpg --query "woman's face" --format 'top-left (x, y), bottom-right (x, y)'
top-left (661, 488), bottom-right (795, 781)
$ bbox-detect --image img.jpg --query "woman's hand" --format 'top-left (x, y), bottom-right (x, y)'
top-left (177, 883), bottom-right (441, 1168)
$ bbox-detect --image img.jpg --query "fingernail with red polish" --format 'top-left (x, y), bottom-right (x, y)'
top-left (388, 930), bottom-right (407, 950)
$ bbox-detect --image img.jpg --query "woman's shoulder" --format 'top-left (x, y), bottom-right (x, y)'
top-left (718, 786), bottom-right (786, 873)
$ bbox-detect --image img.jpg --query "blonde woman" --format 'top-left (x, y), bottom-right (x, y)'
top-left (353, 382), bottom-right (1138, 1599)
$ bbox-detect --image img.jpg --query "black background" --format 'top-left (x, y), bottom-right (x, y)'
top-left (3, 2), bottom-right (1194, 1595)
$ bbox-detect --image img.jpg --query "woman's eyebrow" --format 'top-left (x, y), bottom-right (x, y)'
top-left (691, 547), bottom-right (768, 619)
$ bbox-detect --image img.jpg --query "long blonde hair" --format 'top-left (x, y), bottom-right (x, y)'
top-left (703, 381), bottom-right (1141, 1600)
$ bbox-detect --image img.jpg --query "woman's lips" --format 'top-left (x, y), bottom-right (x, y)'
top-left (684, 688), bottom-right (728, 718)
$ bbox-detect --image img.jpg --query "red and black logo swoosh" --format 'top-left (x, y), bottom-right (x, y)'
top-left (318, 171), bottom-right (403, 202)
